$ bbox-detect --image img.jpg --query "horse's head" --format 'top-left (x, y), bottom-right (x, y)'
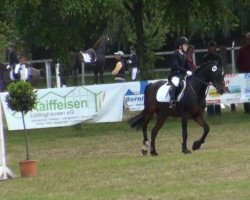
top-left (203, 61), bottom-right (226, 95)
top-left (93, 36), bottom-right (110, 51)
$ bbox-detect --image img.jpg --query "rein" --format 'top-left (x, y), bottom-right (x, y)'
top-left (188, 75), bottom-right (210, 100)
top-left (188, 69), bottom-right (224, 99)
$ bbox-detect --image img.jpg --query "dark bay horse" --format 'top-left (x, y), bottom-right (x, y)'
top-left (129, 61), bottom-right (226, 156)
top-left (68, 36), bottom-right (110, 85)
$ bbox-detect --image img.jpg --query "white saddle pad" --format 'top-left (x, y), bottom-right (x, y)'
top-left (156, 84), bottom-right (171, 102)
top-left (20, 65), bottom-right (29, 81)
top-left (10, 64), bottom-right (29, 81)
top-left (156, 81), bottom-right (187, 103)
top-left (80, 53), bottom-right (92, 63)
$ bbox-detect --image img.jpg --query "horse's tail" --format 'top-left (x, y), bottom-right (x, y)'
top-left (128, 111), bottom-right (144, 130)
top-left (128, 83), bottom-right (152, 130)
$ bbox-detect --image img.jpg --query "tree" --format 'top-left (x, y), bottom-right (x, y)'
top-left (5, 81), bottom-right (37, 160)
top-left (1, 0), bottom-right (250, 80)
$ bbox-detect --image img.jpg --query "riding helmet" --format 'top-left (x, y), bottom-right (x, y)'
top-left (175, 37), bottom-right (188, 47)
top-left (130, 46), bottom-right (136, 51)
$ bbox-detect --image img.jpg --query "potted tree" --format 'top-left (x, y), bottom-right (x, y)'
top-left (5, 81), bottom-right (37, 177)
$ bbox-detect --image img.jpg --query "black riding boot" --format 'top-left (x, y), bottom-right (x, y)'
top-left (170, 86), bottom-right (177, 108)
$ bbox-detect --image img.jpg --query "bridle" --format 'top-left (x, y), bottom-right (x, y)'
top-left (188, 69), bottom-right (224, 98)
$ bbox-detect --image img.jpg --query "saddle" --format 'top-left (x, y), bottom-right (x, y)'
top-left (156, 79), bottom-right (187, 102)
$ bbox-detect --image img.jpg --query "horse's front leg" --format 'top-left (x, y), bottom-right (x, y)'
top-left (181, 118), bottom-right (191, 154)
top-left (192, 114), bottom-right (210, 151)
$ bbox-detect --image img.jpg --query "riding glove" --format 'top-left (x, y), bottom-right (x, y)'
top-left (186, 71), bottom-right (192, 75)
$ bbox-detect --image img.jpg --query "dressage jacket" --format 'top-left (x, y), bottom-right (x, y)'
top-left (169, 50), bottom-right (188, 78)
top-left (129, 53), bottom-right (139, 69)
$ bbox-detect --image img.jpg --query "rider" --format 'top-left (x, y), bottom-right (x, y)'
top-left (169, 37), bottom-right (192, 108)
top-left (6, 42), bottom-right (19, 69)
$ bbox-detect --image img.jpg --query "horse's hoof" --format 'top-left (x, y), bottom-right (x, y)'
top-left (182, 148), bottom-right (191, 154)
top-left (192, 141), bottom-right (201, 151)
top-left (150, 150), bottom-right (158, 156)
top-left (141, 149), bottom-right (148, 156)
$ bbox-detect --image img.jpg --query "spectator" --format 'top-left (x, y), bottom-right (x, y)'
top-left (236, 32), bottom-right (250, 114)
top-left (112, 51), bottom-right (126, 83)
top-left (186, 45), bottom-right (196, 72)
top-left (203, 40), bottom-right (221, 116)
top-left (219, 45), bottom-right (236, 112)
top-left (128, 46), bottom-right (139, 81)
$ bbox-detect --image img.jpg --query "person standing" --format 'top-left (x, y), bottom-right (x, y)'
top-left (203, 40), bottom-right (222, 116)
top-left (186, 45), bottom-right (196, 72)
top-left (128, 46), bottom-right (139, 81)
top-left (112, 51), bottom-right (126, 83)
top-left (6, 42), bottom-right (19, 69)
top-left (236, 32), bottom-right (250, 114)
top-left (169, 37), bottom-right (192, 108)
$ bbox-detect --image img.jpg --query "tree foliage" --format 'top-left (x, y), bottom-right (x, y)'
top-left (0, 0), bottom-right (250, 79)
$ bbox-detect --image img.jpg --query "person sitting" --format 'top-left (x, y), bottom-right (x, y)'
top-left (112, 51), bottom-right (126, 83)
top-left (169, 37), bottom-right (192, 108)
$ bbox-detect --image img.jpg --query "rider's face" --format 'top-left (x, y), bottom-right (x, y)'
top-left (181, 44), bottom-right (188, 53)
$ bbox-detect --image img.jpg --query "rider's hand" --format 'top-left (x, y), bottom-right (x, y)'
top-left (6, 65), bottom-right (10, 69)
top-left (186, 71), bottom-right (192, 75)
top-left (127, 60), bottom-right (132, 64)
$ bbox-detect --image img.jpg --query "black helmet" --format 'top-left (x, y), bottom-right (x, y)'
top-left (130, 46), bottom-right (136, 51)
top-left (7, 42), bottom-right (15, 48)
top-left (175, 37), bottom-right (188, 47)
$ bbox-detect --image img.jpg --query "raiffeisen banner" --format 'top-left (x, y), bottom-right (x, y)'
top-left (0, 84), bottom-right (124, 130)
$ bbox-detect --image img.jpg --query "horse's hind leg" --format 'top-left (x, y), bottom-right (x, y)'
top-left (150, 112), bottom-right (168, 156)
top-left (181, 118), bottom-right (191, 154)
top-left (192, 114), bottom-right (210, 151)
top-left (100, 71), bottom-right (104, 83)
top-left (141, 111), bottom-right (154, 156)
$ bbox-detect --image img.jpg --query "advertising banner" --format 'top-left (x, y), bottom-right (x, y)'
top-left (0, 84), bottom-right (124, 130)
top-left (1, 73), bottom-right (250, 130)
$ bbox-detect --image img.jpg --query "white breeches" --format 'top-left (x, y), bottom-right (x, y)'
top-left (131, 68), bottom-right (137, 80)
top-left (171, 76), bottom-right (180, 87)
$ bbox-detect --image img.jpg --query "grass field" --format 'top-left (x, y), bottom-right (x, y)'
top-left (1, 109), bottom-right (250, 200)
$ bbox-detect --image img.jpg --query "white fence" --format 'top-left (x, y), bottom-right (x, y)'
top-left (3, 45), bottom-right (241, 88)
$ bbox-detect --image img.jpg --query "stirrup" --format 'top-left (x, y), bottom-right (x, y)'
top-left (170, 100), bottom-right (176, 108)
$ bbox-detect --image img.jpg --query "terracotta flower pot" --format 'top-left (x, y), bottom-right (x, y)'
top-left (19, 160), bottom-right (37, 177)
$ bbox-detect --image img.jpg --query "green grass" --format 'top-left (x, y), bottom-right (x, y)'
top-left (1, 109), bottom-right (250, 200)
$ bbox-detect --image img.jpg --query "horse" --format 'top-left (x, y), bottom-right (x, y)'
top-left (0, 62), bottom-right (41, 91)
top-left (67, 36), bottom-right (110, 85)
top-left (129, 61), bottom-right (227, 156)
